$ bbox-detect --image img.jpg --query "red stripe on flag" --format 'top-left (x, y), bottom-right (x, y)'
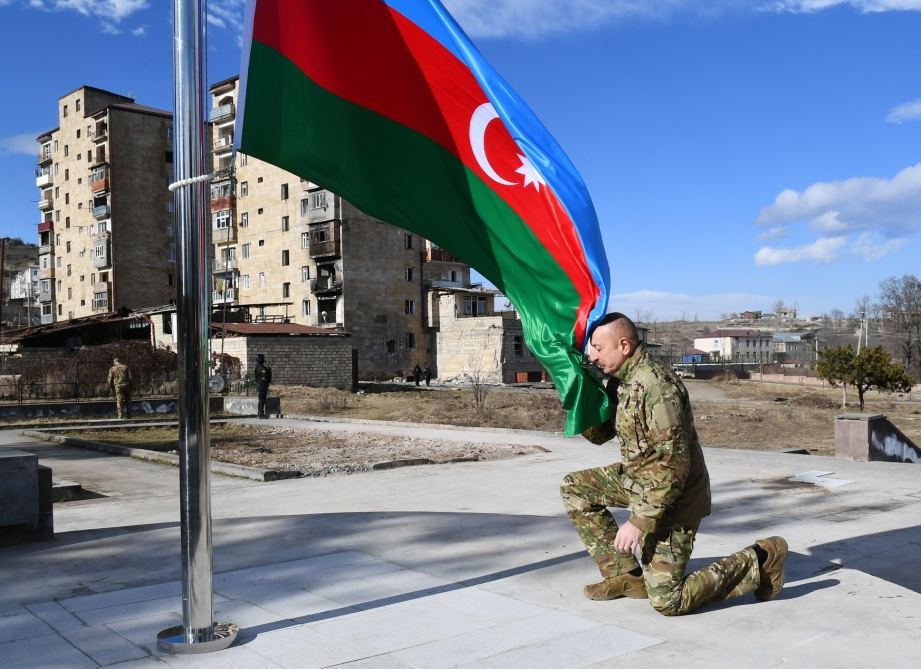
top-left (252, 0), bottom-right (598, 344)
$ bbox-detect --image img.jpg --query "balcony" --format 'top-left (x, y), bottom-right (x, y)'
top-left (301, 196), bottom-right (340, 224)
top-left (92, 240), bottom-right (110, 268)
top-left (311, 276), bottom-right (342, 295)
top-left (39, 265), bottom-right (54, 280)
top-left (41, 313), bottom-right (54, 325)
top-left (35, 171), bottom-right (52, 188)
top-left (38, 150), bottom-right (52, 164)
top-left (92, 294), bottom-right (110, 312)
top-left (90, 166), bottom-right (110, 193)
top-left (212, 288), bottom-right (237, 304)
top-left (210, 195), bottom-right (236, 213)
top-left (39, 243), bottom-right (53, 255)
top-left (90, 124), bottom-right (108, 143)
top-left (211, 257), bottom-right (238, 273)
top-left (425, 248), bottom-right (459, 263)
top-left (92, 204), bottom-right (111, 219)
top-left (37, 197), bottom-right (53, 210)
top-left (309, 239), bottom-right (341, 259)
top-left (212, 135), bottom-right (233, 153)
top-left (39, 286), bottom-right (53, 303)
top-left (212, 223), bottom-right (236, 243)
top-left (209, 103), bottom-right (235, 123)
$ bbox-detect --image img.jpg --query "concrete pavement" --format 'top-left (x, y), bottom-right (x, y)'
top-left (1, 417), bottom-right (920, 668)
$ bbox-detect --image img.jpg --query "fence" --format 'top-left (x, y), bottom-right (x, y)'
top-left (0, 376), bottom-right (178, 405)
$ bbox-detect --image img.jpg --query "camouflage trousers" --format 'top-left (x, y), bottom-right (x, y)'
top-left (114, 384), bottom-right (131, 419)
top-left (561, 463), bottom-right (761, 616)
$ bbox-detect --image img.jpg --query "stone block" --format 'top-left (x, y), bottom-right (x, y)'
top-left (835, 413), bottom-right (921, 463)
top-left (0, 449), bottom-right (39, 528)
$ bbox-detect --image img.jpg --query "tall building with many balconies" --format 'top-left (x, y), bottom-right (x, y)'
top-left (208, 76), bottom-right (471, 378)
top-left (35, 86), bottom-right (175, 324)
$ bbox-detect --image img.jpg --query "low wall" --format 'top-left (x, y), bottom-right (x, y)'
top-left (0, 396), bottom-right (222, 421)
top-left (751, 373), bottom-right (921, 400)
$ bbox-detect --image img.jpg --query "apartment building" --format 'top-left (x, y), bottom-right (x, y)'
top-left (208, 76), bottom-right (470, 378)
top-left (35, 86), bottom-right (175, 324)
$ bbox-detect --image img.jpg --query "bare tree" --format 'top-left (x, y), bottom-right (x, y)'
top-left (878, 274), bottom-right (921, 376)
top-left (853, 294), bottom-right (872, 319)
top-left (634, 308), bottom-right (653, 325)
top-left (772, 298), bottom-right (785, 315)
top-left (830, 308), bottom-right (845, 331)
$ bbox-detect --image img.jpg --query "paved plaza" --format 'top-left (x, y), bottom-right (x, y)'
top-left (1, 416), bottom-right (920, 668)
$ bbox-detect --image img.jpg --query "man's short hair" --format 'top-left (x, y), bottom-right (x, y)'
top-left (113, 357), bottom-right (120, 363)
top-left (589, 312), bottom-right (639, 345)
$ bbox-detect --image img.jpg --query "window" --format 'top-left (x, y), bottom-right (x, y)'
top-left (65, 193), bottom-right (69, 205)
top-left (76, 128), bottom-right (81, 138)
top-left (282, 282), bottom-right (290, 298)
top-left (405, 299), bottom-right (415, 315)
top-left (405, 267), bottom-right (415, 282)
top-left (64, 145), bottom-right (69, 157)
top-left (63, 104), bottom-right (68, 118)
top-left (90, 274), bottom-right (95, 285)
top-left (165, 151), bottom-right (173, 163)
top-left (257, 177), bottom-right (263, 183)
top-left (68, 287), bottom-right (72, 299)
top-left (386, 340), bottom-right (396, 354)
top-left (87, 149), bottom-right (92, 163)
top-left (240, 212), bottom-right (249, 227)
top-left (281, 184), bottom-right (289, 200)
top-left (405, 332), bottom-right (416, 349)
top-left (301, 266), bottom-right (310, 282)
top-left (301, 232), bottom-right (309, 249)
top-left (98, 221), bottom-right (107, 234)
top-left (168, 273), bottom-right (174, 286)
top-left (242, 274), bottom-right (251, 289)
top-left (240, 181), bottom-right (248, 196)
top-left (66, 240), bottom-right (71, 252)
top-left (241, 243), bottom-right (250, 259)
top-left (514, 336), bottom-right (523, 356)
top-left (281, 250), bottom-right (290, 266)
top-left (258, 239), bottom-right (265, 247)
top-left (214, 210), bottom-right (232, 229)
top-left (92, 291), bottom-right (108, 310)
top-left (167, 247), bottom-right (176, 262)
top-left (76, 153), bottom-right (81, 161)
top-left (281, 215), bottom-right (289, 232)
top-left (311, 191), bottom-right (327, 209)
top-left (162, 313), bottom-right (172, 335)
top-left (300, 199), bottom-right (309, 216)
top-left (65, 168), bottom-right (69, 181)
top-left (258, 272), bottom-right (265, 287)
top-left (239, 153), bottom-right (247, 166)
top-left (66, 264), bottom-right (72, 276)
top-left (75, 99), bottom-right (80, 112)
top-left (404, 234), bottom-right (413, 249)
top-left (80, 275), bottom-right (84, 282)
top-left (257, 207), bottom-right (263, 215)
top-left (302, 299), bottom-right (310, 316)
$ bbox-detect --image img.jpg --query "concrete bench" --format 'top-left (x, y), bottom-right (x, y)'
top-left (835, 413), bottom-right (921, 463)
top-left (0, 449), bottom-right (53, 544)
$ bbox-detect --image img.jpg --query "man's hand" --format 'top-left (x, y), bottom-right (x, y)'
top-left (613, 520), bottom-right (643, 554)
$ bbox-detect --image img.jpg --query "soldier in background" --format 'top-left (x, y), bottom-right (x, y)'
top-left (253, 353), bottom-right (272, 419)
top-left (413, 363), bottom-right (422, 386)
top-left (561, 312), bottom-right (788, 615)
top-left (107, 357), bottom-right (132, 419)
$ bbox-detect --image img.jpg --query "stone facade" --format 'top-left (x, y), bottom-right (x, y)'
top-left (35, 86), bottom-right (175, 324)
top-left (211, 335), bottom-right (353, 389)
top-left (430, 289), bottom-right (547, 384)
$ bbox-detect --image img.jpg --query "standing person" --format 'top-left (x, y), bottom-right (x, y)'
top-left (413, 363), bottom-right (422, 387)
top-left (253, 353), bottom-right (272, 419)
top-left (107, 356), bottom-right (132, 419)
top-left (423, 364), bottom-right (433, 386)
top-left (561, 312), bottom-right (788, 616)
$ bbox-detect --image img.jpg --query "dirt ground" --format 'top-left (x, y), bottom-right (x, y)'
top-left (63, 378), bottom-right (921, 473)
top-left (72, 423), bottom-right (548, 476)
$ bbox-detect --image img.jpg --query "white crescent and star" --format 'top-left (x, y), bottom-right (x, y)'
top-left (468, 102), bottom-right (545, 192)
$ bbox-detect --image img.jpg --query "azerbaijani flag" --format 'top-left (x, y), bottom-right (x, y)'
top-left (236, 0), bottom-right (611, 435)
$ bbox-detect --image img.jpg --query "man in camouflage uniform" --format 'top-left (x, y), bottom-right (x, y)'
top-left (107, 357), bottom-right (132, 419)
top-left (561, 312), bottom-right (788, 616)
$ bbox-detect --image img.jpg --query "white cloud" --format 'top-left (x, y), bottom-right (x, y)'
top-left (849, 232), bottom-right (909, 260)
top-left (755, 236), bottom-right (847, 266)
top-left (770, 1), bottom-right (921, 12)
top-left (0, 133), bottom-right (41, 155)
top-left (612, 289), bottom-right (776, 321)
top-left (207, 0), bottom-right (244, 32)
top-left (756, 163), bottom-right (921, 238)
top-left (758, 226), bottom-right (789, 241)
top-left (886, 97), bottom-right (921, 123)
top-left (441, 0), bottom-right (921, 39)
top-left (48, 0), bottom-right (148, 21)
top-left (131, 25), bottom-right (146, 37)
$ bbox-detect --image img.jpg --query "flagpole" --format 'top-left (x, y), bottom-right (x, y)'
top-left (158, 0), bottom-right (237, 653)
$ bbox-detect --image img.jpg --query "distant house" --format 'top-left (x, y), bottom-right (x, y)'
top-left (682, 349), bottom-right (708, 364)
top-left (739, 310), bottom-right (762, 321)
top-left (775, 307), bottom-right (798, 322)
top-left (772, 331), bottom-right (816, 366)
top-left (693, 329), bottom-right (774, 362)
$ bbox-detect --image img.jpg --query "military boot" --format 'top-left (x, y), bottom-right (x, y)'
top-left (754, 536), bottom-right (788, 601)
top-left (583, 572), bottom-right (647, 601)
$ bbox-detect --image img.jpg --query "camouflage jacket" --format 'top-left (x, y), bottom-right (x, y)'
top-left (107, 363), bottom-right (131, 389)
top-left (582, 345), bottom-right (711, 533)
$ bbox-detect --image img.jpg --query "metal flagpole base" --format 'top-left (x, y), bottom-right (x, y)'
top-left (157, 622), bottom-right (239, 654)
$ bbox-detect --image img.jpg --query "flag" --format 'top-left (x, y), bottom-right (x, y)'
top-left (236, 0), bottom-right (611, 435)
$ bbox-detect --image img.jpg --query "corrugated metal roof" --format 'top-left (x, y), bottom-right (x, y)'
top-left (210, 323), bottom-right (349, 337)
top-left (697, 329), bottom-right (773, 338)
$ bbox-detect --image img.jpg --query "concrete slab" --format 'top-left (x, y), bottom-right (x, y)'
top-left (1, 417), bottom-right (921, 667)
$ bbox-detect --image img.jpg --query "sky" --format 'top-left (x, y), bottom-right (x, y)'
top-left (1, 0), bottom-right (920, 322)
